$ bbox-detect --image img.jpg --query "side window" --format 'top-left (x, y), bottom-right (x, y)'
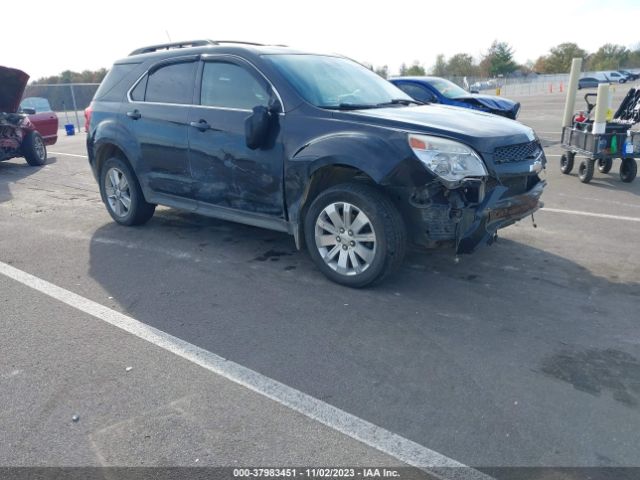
top-left (130, 75), bottom-right (147, 101)
top-left (145, 61), bottom-right (196, 104)
top-left (200, 61), bottom-right (269, 110)
top-left (397, 83), bottom-right (436, 103)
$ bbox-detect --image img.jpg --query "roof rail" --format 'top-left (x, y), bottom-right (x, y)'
top-left (129, 39), bottom-right (266, 56)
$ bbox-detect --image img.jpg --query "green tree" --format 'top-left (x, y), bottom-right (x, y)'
top-left (628, 48), bottom-right (640, 68)
top-left (446, 53), bottom-right (478, 77)
top-left (404, 61), bottom-right (426, 76)
top-left (482, 41), bottom-right (518, 76)
top-left (587, 43), bottom-right (630, 70)
top-left (32, 68), bottom-right (108, 85)
top-left (432, 54), bottom-right (447, 76)
top-left (541, 42), bottom-right (588, 73)
top-left (533, 56), bottom-right (547, 73)
top-left (374, 65), bottom-right (389, 79)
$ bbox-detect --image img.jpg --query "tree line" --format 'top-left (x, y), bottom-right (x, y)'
top-left (31, 69), bottom-right (108, 85)
top-left (29, 40), bottom-right (640, 89)
top-left (369, 41), bottom-right (640, 79)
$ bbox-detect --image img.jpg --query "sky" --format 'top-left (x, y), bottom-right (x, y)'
top-left (3, 0), bottom-right (639, 81)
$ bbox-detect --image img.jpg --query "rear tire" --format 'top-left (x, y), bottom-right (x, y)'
top-left (578, 159), bottom-right (595, 183)
top-left (304, 183), bottom-right (406, 287)
top-left (597, 158), bottom-right (612, 174)
top-left (560, 152), bottom-right (574, 174)
top-left (22, 131), bottom-right (47, 166)
top-left (99, 156), bottom-right (155, 226)
top-left (620, 158), bottom-right (637, 183)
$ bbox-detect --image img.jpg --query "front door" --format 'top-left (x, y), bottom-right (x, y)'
top-left (188, 57), bottom-right (285, 218)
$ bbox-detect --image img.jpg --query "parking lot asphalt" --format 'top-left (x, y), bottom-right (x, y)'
top-left (1, 90), bottom-right (639, 472)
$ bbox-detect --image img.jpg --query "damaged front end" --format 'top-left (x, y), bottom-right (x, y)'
top-left (0, 113), bottom-right (33, 161)
top-left (400, 134), bottom-right (546, 254)
top-left (455, 96), bottom-right (521, 120)
top-left (1, 66), bottom-right (32, 162)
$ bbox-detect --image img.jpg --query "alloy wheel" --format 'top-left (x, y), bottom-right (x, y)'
top-left (104, 167), bottom-right (132, 218)
top-left (314, 202), bottom-right (377, 276)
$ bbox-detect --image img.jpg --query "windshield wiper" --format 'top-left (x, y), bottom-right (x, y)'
top-left (320, 103), bottom-right (379, 110)
top-left (377, 98), bottom-right (425, 107)
top-left (320, 99), bottom-right (423, 110)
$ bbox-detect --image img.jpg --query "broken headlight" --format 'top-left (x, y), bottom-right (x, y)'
top-left (408, 134), bottom-right (487, 183)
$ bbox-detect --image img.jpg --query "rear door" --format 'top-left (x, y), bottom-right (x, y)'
top-left (187, 56), bottom-right (285, 217)
top-left (126, 57), bottom-right (197, 199)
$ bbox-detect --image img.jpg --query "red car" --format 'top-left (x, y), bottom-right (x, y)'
top-left (0, 66), bottom-right (53, 166)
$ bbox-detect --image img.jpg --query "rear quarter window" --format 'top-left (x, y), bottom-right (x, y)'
top-left (94, 63), bottom-right (142, 101)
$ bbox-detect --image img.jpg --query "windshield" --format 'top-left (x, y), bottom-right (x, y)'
top-left (426, 78), bottom-right (469, 99)
top-left (265, 54), bottom-right (412, 109)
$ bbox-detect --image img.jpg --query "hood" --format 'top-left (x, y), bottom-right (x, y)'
top-left (0, 66), bottom-right (30, 113)
top-left (336, 104), bottom-right (535, 153)
top-left (453, 93), bottom-right (517, 112)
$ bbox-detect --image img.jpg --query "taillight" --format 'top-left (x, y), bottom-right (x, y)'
top-left (84, 103), bottom-right (93, 133)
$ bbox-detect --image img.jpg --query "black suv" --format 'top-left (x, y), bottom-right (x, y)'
top-left (86, 40), bottom-right (546, 287)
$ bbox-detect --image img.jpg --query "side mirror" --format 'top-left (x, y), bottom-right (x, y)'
top-left (245, 105), bottom-right (271, 150)
top-left (268, 97), bottom-right (282, 114)
top-left (21, 108), bottom-right (36, 115)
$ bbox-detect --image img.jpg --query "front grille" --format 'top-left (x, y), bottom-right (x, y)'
top-left (494, 141), bottom-right (542, 164)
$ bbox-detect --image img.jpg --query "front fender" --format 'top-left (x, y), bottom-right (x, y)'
top-left (284, 130), bottom-right (430, 247)
top-left (294, 132), bottom-right (399, 183)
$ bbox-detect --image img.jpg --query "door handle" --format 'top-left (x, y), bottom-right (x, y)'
top-left (126, 110), bottom-right (141, 120)
top-left (189, 120), bottom-right (211, 131)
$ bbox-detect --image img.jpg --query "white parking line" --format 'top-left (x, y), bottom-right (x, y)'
top-left (0, 260), bottom-right (490, 480)
top-left (49, 151), bottom-right (88, 159)
top-left (543, 208), bottom-right (640, 222)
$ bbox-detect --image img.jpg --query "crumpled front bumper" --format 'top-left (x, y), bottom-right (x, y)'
top-left (456, 179), bottom-right (546, 254)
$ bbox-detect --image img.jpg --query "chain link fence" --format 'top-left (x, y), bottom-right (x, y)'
top-left (22, 83), bottom-right (100, 133)
top-left (444, 74), bottom-right (572, 97)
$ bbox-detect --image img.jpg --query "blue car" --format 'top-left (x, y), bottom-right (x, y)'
top-left (390, 76), bottom-right (520, 120)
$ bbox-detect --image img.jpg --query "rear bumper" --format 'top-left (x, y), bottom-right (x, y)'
top-left (456, 179), bottom-right (545, 254)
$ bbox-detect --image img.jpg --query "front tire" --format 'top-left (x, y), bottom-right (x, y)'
top-left (22, 131), bottom-right (47, 166)
top-left (560, 152), bottom-right (575, 174)
top-left (99, 157), bottom-right (155, 225)
top-left (578, 159), bottom-right (595, 183)
top-left (304, 183), bottom-right (406, 287)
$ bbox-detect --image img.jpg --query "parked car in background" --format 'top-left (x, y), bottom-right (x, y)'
top-left (0, 66), bottom-right (49, 166)
top-left (19, 97), bottom-right (58, 145)
top-left (469, 79), bottom-right (496, 93)
top-left (618, 70), bottom-right (639, 81)
top-left (86, 40), bottom-right (546, 287)
top-left (390, 76), bottom-right (520, 119)
top-left (605, 71), bottom-right (628, 84)
top-left (577, 76), bottom-right (610, 90)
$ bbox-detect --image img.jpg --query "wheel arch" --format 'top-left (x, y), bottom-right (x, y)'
top-left (288, 162), bottom-right (381, 250)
